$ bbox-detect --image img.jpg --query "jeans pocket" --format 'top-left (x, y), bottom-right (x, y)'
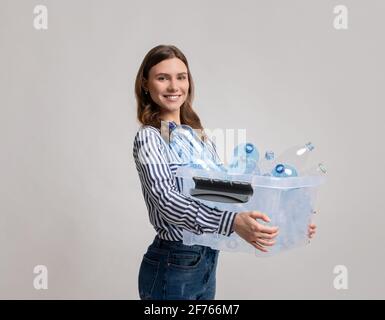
top-left (167, 250), bottom-right (202, 270)
top-left (138, 255), bottom-right (160, 300)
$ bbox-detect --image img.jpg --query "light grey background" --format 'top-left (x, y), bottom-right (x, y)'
top-left (1, 0), bottom-right (384, 299)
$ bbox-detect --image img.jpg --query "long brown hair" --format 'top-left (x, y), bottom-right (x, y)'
top-left (135, 45), bottom-right (207, 141)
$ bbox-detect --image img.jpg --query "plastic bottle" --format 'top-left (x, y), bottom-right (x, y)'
top-left (259, 151), bottom-right (275, 176)
top-left (227, 143), bottom-right (260, 174)
top-left (169, 125), bottom-right (194, 163)
top-left (272, 142), bottom-right (315, 175)
top-left (169, 124), bottom-right (224, 172)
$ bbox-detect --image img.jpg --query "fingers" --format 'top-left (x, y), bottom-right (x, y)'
top-left (250, 238), bottom-right (276, 252)
top-left (257, 230), bottom-right (279, 240)
top-left (250, 231), bottom-right (279, 253)
top-left (256, 223), bottom-right (279, 234)
top-left (249, 211), bottom-right (270, 223)
top-left (256, 238), bottom-right (276, 247)
top-left (249, 211), bottom-right (279, 233)
top-left (235, 211), bottom-right (281, 249)
top-left (251, 241), bottom-right (269, 253)
top-left (308, 224), bottom-right (317, 236)
top-left (308, 224), bottom-right (317, 239)
top-left (249, 217), bottom-right (279, 237)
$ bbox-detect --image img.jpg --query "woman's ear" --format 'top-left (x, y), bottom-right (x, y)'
top-left (142, 79), bottom-right (148, 92)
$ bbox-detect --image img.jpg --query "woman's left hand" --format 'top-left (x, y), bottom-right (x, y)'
top-left (308, 223), bottom-right (317, 239)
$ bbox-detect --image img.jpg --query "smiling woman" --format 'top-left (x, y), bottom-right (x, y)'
top-left (132, 45), bottom-right (312, 300)
top-left (144, 59), bottom-right (189, 117)
top-left (155, 71), bottom-right (188, 103)
top-left (135, 45), bottom-right (206, 141)
top-left (133, 45), bottom-right (235, 300)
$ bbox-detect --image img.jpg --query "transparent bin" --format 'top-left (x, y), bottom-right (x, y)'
top-left (175, 166), bottom-right (326, 257)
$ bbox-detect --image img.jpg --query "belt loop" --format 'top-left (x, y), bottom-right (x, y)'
top-left (154, 235), bottom-right (161, 247)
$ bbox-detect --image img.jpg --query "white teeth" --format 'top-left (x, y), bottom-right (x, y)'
top-left (164, 95), bottom-right (180, 100)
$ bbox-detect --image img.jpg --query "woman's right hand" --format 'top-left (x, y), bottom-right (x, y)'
top-left (233, 211), bottom-right (279, 252)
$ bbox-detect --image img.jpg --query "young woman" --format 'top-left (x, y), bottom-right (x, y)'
top-left (133, 45), bottom-right (317, 300)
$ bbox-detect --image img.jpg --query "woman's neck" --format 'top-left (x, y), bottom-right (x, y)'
top-left (159, 113), bottom-right (181, 125)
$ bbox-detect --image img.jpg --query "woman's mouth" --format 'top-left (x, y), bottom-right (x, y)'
top-left (163, 95), bottom-right (181, 101)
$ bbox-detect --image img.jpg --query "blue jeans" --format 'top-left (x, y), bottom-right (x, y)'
top-left (138, 235), bottom-right (219, 300)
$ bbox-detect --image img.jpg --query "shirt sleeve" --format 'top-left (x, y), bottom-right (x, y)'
top-left (133, 127), bottom-right (237, 237)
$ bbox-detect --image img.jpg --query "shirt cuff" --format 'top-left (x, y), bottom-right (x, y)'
top-left (217, 210), bottom-right (238, 237)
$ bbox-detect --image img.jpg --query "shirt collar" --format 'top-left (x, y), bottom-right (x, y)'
top-left (168, 120), bottom-right (178, 131)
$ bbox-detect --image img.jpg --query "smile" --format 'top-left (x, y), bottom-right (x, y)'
top-left (163, 95), bottom-right (181, 101)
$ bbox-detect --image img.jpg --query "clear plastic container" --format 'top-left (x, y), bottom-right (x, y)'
top-left (175, 166), bottom-right (326, 257)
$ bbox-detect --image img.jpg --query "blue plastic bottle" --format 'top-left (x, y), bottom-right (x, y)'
top-left (169, 124), bottom-right (224, 172)
top-left (227, 143), bottom-right (260, 174)
top-left (271, 142), bottom-right (315, 176)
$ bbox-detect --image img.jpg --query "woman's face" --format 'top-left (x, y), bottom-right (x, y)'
top-left (144, 57), bottom-right (189, 115)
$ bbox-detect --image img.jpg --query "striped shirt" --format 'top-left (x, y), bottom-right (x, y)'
top-left (132, 121), bottom-right (237, 241)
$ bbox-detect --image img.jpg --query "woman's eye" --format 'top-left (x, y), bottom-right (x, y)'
top-left (157, 76), bottom-right (186, 81)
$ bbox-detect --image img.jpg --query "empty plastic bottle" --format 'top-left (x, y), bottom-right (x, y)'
top-left (169, 124), bottom-right (224, 172)
top-left (169, 124), bottom-right (194, 163)
top-left (271, 142), bottom-right (315, 175)
top-left (227, 143), bottom-right (260, 174)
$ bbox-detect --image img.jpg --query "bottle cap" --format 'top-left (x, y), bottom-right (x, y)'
top-left (305, 142), bottom-right (315, 151)
top-left (318, 163), bottom-right (327, 174)
top-left (275, 164), bottom-right (285, 174)
top-left (265, 151), bottom-right (274, 160)
top-left (245, 143), bottom-right (254, 154)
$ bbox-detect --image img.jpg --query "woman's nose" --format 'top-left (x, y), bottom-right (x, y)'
top-left (167, 79), bottom-right (178, 92)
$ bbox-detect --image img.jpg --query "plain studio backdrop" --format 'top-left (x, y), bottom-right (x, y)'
top-left (0, 0), bottom-right (384, 299)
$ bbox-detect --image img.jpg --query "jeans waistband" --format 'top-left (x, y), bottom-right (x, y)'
top-left (152, 234), bottom-right (204, 253)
